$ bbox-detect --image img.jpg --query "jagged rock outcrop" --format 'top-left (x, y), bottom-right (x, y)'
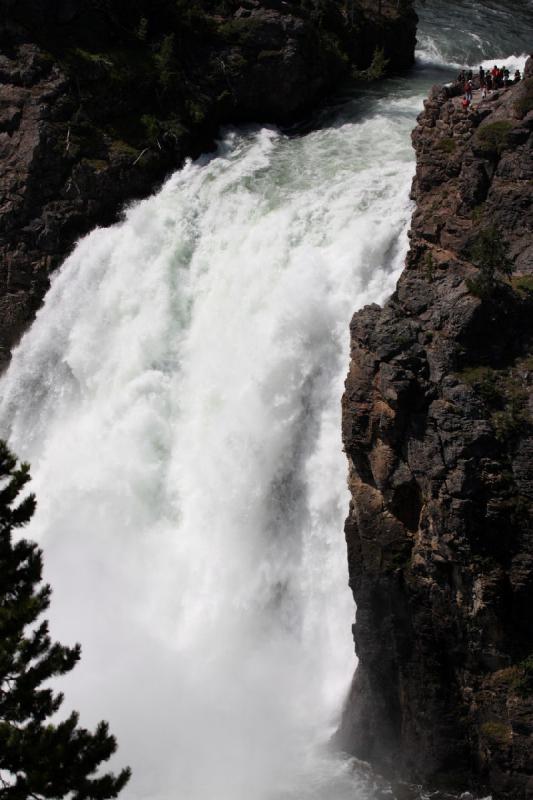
top-left (340, 61), bottom-right (533, 798)
top-left (0, 0), bottom-right (416, 367)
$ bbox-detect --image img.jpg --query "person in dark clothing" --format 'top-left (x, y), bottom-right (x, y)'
top-left (458, 69), bottom-right (466, 84)
top-left (486, 72), bottom-right (493, 90)
top-left (467, 69), bottom-right (473, 81)
top-left (514, 69), bottom-right (522, 83)
top-left (479, 66), bottom-right (485, 85)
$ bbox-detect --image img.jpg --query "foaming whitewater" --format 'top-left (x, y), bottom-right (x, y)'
top-left (416, 0), bottom-right (533, 70)
top-left (0, 94), bottom-right (416, 800)
top-left (1, 1), bottom-right (530, 796)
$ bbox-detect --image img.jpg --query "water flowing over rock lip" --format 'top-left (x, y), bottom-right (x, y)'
top-left (0, 44), bottom-right (427, 800)
top-left (0, 0), bottom-right (417, 370)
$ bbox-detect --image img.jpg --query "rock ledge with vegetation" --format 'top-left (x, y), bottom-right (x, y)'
top-left (339, 58), bottom-right (533, 799)
top-left (0, 0), bottom-right (416, 367)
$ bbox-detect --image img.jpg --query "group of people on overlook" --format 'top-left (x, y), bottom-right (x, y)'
top-left (458, 64), bottom-right (522, 111)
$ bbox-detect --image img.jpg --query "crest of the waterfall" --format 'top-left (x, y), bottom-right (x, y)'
top-left (1, 85), bottom-right (417, 799)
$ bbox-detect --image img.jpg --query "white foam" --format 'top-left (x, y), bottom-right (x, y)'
top-left (479, 53), bottom-right (529, 73)
top-left (0, 98), bottom-right (418, 800)
top-left (416, 40), bottom-right (529, 74)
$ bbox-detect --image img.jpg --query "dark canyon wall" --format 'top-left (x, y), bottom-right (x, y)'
top-left (0, 0), bottom-right (416, 367)
top-left (340, 61), bottom-right (533, 799)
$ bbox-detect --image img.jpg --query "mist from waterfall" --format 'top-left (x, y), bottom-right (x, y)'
top-left (0, 2), bottom-right (531, 797)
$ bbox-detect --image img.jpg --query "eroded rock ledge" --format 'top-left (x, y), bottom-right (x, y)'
top-left (340, 61), bottom-right (533, 798)
top-left (0, 0), bottom-right (416, 368)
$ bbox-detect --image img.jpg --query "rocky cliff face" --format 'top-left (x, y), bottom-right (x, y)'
top-left (0, 0), bottom-right (416, 367)
top-left (340, 61), bottom-right (533, 798)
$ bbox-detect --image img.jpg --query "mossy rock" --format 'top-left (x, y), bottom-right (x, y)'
top-left (512, 275), bottom-right (533, 296)
top-left (109, 139), bottom-right (138, 158)
top-left (217, 17), bottom-right (267, 47)
top-left (471, 202), bottom-right (485, 221)
top-left (457, 366), bottom-right (502, 407)
top-left (481, 720), bottom-right (511, 745)
top-left (457, 357), bottom-right (531, 443)
top-left (81, 158), bottom-right (108, 172)
top-left (490, 386), bottom-right (529, 442)
top-left (511, 654), bottom-right (533, 697)
top-left (224, 52), bottom-right (248, 76)
top-left (436, 137), bottom-right (456, 153)
top-left (475, 120), bottom-right (514, 154)
top-left (382, 540), bottom-right (413, 572)
top-left (489, 660), bottom-right (533, 697)
top-left (257, 49), bottom-right (283, 61)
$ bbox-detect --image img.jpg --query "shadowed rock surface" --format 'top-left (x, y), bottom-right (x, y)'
top-left (0, 0), bottom-right (417, 367)
top-left (340, 58), bottom-right (533, 799)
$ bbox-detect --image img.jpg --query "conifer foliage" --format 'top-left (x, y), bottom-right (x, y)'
top-left (0, 441), bottom-right (130, 799)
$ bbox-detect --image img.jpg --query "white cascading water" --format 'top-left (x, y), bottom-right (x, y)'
top-left (0, 2), bottom-right (530, 794)
top-left (0, 96), bottom-right (416, 800)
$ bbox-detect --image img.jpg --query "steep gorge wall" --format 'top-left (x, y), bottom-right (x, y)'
top-left (340, 62), bottom-right (533, 798)
top-left (0, 0), bottom-right (416, 367)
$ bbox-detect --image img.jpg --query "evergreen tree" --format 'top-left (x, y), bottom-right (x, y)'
top-left (471, 226), bottom-right (514, 280)
top-left (0, 441), bottom-right (131, 800)
top-left (466, 226), bottom-right (514, 297)
top-left (155, 33), bottom-right (178, 94)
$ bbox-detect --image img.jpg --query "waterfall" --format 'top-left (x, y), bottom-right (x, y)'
top-left (0, 1), bottom-right (530, 792)
top-left (0, 94), bottom-right (417, 800)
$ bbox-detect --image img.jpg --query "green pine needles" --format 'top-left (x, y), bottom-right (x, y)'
top-left (0, 441), bottom-right (131, 800)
